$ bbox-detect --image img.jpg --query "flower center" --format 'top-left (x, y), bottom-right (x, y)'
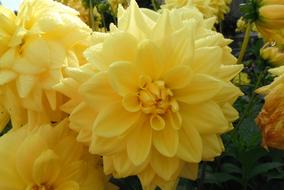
top-left (137, 75), bottom-right (178, 115)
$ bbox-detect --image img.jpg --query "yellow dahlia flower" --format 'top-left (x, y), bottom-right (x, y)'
top-left (0, 120), bottom-right (107, 190)
top-left (260, 44), bottom-right (284, 65)
top-left (251, 0), bottom-right (284, 43)
top-left (58, 1), bottom-right (242, 188)
top-left (163, 0), bottom-right (231, 22)
top-left (0, 0), bottom-right (91, 128)
top-left (256, 83), bottom-right (284, 150)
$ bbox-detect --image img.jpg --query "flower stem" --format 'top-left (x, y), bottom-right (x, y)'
top-left (88, 0), bottom-right (96, 30)
top-left (151, 0), bottom-right (159, 11)
top-left (236, 23), bottom-right (252, 65)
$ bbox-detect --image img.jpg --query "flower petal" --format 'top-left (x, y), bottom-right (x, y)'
top-left (56, 181), bottom-right (79, 190)
top-left (93, 103), bottom-right (141, 137)
top-left (191, 47), bottom-right (222, 74)
top-left (136, 40), bottom-right (163, 80)
top-left (150, 150), bottom-right (180, 180)
top-left (0, 70), bottom-right (17, 85)
top-left (177, 126), bottom-right (202, 163)
top-left (163, 65), bottom-right (192, 89)
top-left (180, 101), bottom-right (228, 134)
top-left (80, 72), bottom-right (120, 111)
top-left (174, 74), bottom-right (222, 104)
top-left (127, 119), bottom-right (152, 166)
top-left (109, 61), bottom-right (139, 96)
top-left (32, 149), bottom-right (60, 185)
top-left (150, 114), bottom-right (165, 131)
top-left (153, 117), bottom-right (179, 157)
top-left (201, 135), bottom-right (224, 161)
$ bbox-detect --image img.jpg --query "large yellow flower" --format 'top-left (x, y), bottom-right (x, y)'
top-left (57, 1), bottom-right (243, 188)
top-left (0, 0), bottom-right (91, 128)
top-left (162, 0), bottom-right (231, 22)
top-left (0, 120), bottom-right (107, 190)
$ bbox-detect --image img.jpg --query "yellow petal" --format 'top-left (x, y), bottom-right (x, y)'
top-left (56, 181), bottom-right (79, 190)
top-left (153, 119), bottom-right (179, 157)
top-left (16, 75), bottom-right (36, 98)
top-left (180, 101), bottom-right (228, 134)
top-left (163, 65), bottom-right (192, 89)
top-left (90, 135), bottom-right (126, 155)
top-left (16, 134), bottom-right (48, 184)
top-left (150, 114), bottom-right (165, 131)
top-left (85, 32), bottom-right (137, 70)
top-left (0, 70), bottom-right (17, 85)
top-left (127, 120), bottom-right (152, 165)
top-left (174, 74), bottom-right (222, 104)
top-left (122, 93), bottom-right (140, 112)
top-left (32, 149), bottom-right (60, 185)
top-left (93, 103), bottom-right (140, 137)
top-left (202, 135), bottom-right (224, 161)
top-left (177, 126), bottom-right (202, 163)
top-left (180, 163), bottom-right (199, 180)
top-left (150, 150), bottom-right (180, 180)
top-left (136, 40), bottom-right (163, 80)
top-left (80, 72), bottom-right (120, 111)
top-left (216, 64), bottom-right (243, 81)
top-left (109, 61), bottom-right (139, 96)
top-left (191, 47), bottom-right (222, 74)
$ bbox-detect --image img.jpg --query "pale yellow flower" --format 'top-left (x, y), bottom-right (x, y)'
top-left (254, 0), bottom-right (284, 43)
top-left (163, 0), bottom-right (231, 22)
top-left (0, 0), bottom-right (91, 128)
top-left (58, 1), bottom-right (242, 188)
top-left (0, 120), bottom-right (107, 190)
top-left (260, 44), bottom-right (284, 66)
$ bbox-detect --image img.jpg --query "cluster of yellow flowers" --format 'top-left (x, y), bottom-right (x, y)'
top-left (0, 0), bottom-right (243, 189)
top-left (163, 0), bottom-right (232, 22)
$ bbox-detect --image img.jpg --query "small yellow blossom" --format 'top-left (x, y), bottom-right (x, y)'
top-left (57, 1), bottom-right (243, 188)
top-left (0, 0), bottom-right (91, 128)
top-left (0, 120), bottom-right (107, 190)
top-left (233, 72), bottom-right (251, 85)
top-left (260, 43), bottom-right (284, 66)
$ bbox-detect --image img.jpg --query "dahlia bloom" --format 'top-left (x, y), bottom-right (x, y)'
top-left (58, 1), bottom-right (242, 188)
top-left (0, 0), bottom-right (91, 128)
top-left (0, 120), bottom-right (107, 190)
top-left (256, 82), bottom-right (284, 150)
top-left (251, 0), bottom-right (284, 43)
top-left (163, 0), bottom-right (231, 22)
top-left (260, 44), bottom-right (284, 66)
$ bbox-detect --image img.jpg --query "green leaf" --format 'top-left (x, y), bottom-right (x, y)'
top-left (248, 162), bottom-right (283, 179)
top-left (221, 163), bottom-right (242, 174)
top-left (204, 172), bottom-right (242, 185)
